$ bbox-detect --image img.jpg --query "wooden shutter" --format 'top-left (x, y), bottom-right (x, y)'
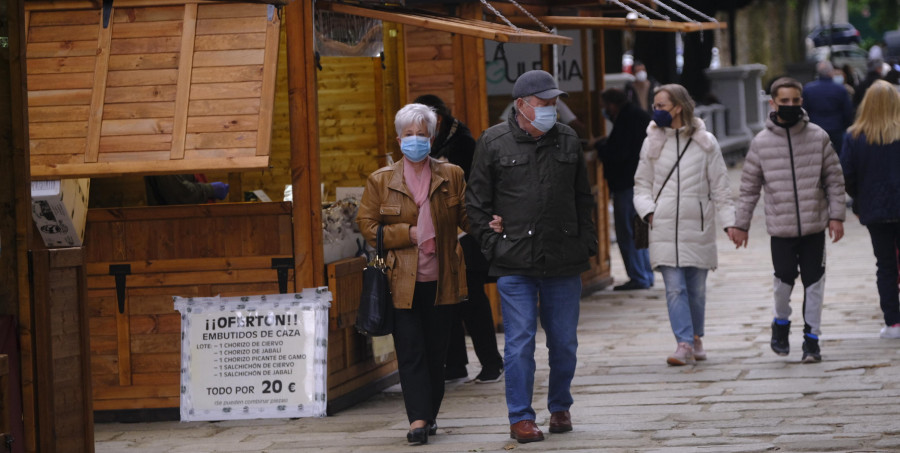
top-left (25, 2), bottom-right (281, 179)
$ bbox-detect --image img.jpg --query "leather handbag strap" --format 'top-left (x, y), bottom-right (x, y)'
top-left (653, 137), bottom-right (693, 204)
top-left (376, 224), bottom-right (385, 260)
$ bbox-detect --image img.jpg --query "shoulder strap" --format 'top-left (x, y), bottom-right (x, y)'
top-left (653, 137), bottom-right (693, 204)
top-left (376, 224), bottom-right (385, 260)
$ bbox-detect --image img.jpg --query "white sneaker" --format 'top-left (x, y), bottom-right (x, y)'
top-left (880, 324), bottom-right (900, 339)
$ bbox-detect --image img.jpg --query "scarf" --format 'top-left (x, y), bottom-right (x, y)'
top-left (403, 158), bottom-right (437, 280)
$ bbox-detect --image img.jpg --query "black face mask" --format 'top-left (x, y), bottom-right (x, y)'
top-left (777, 105), bottom-right (803, 124)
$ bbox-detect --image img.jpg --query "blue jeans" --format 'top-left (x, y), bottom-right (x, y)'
top-left (613, 188), bottom-right (654, 287)
top-left (497, 275), bottom-right (581, 424)
top-left (659, 266), bottom-right (708, 344)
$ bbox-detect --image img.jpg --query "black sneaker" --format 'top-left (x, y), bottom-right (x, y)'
top-left (801, 336), bottom-right (821, 363)
top-left (771, 320), bottom-right (791, 356)
top-left (444, 367), bottom-right (468, 382)
top-left (473, 367), bottom-right (503, 384)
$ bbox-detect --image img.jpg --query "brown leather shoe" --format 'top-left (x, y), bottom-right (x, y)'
top-left (509, 420), bottom-right (544, 443)
top-left (549, 410), bottom-right (572, 433)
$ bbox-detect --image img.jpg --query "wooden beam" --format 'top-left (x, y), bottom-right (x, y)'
top-left (457, 2), bottom-right (489, 138)
top-left (536, 15), bottom-right (727, 33)
top-left (5, 0), bottom-right (38, 450)
top-left (317, 1), bottom-right (573, 46)
top-left (171, 4), bottom-right (199, 160)
top-left (25, 0), bottom-right (289, 10)
top-left (84, 5), bottom-right (113, 163)
top-left (285, 0), bottom-right (325, 288)
top-left (256, 5), bottom-right (281, 156)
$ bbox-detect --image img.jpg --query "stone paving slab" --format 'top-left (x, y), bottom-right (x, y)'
top-left (95, 164), bottom-right (900, 452)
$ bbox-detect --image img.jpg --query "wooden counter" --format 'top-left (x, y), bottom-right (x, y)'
top-left (84, 202), bottom-right (395, 415)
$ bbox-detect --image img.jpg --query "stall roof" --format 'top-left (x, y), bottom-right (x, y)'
top-left (25, 0), bottom-right (290, 9)
top-left (316, 1), bottom-right (573, 46)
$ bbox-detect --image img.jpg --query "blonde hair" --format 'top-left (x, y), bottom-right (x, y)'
top-left (848, 80), bottom-right (900, 145)
top-left (655, 84), bottom-right (696, 136)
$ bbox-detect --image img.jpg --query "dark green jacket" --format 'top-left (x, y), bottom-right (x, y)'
top-left (466, 111), bottom-right (597, 278)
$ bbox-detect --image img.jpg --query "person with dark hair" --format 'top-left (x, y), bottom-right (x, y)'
top-left (732, 77), bottom-right (846, 363)
top-left (624, 60), bottom-right (660, 114)
top-left (595, 88), bottom-right (654, 290)
top-left (853, 58), bottom-right (885, 106)
top-left (803, 61), bottom-right (854, 156)
top-left (413, 94), bottom-right (504, 385)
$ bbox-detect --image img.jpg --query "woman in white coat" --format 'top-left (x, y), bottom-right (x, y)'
top-left (633, 84), bottom-right (739, 366)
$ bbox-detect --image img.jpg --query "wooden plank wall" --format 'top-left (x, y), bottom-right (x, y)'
top-left (25, 2), bottom-right (279, 179)
top-left (83, 203), bottom-right (294, 411)
top-left (317, 56), bottom-right (382, 199)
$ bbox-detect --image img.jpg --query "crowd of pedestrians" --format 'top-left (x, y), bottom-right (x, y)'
top-left (357, 62), bottom-right (900, 446)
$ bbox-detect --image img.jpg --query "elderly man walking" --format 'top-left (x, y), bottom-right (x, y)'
top-left (466, 70), bottom-right (598, 443)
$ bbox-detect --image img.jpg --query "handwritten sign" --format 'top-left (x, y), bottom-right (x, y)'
top-left (174, 288), bottom-right (331, 421)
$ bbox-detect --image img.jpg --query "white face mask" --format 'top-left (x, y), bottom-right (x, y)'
top-left (635, 70), bottom-right (648, 82)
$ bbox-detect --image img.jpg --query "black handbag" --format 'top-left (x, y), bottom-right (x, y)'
top-left (633, 137), bottom-right (693, 250)
top-left (356, 225), bottom-right (393, 337)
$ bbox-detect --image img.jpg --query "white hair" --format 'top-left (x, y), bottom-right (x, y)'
top-left (394, 103), bottom-right (437, 137)
top-left (816, 60), bottom-right (834, 78)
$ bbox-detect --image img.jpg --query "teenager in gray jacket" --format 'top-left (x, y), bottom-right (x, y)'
top-left (731, 77), bottom-right (846, 363)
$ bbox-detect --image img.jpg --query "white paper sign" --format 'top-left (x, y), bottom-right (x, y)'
top-left (174, 288), bottom-right (331, 421)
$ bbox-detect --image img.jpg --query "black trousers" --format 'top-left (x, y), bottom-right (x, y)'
top-left (392, 281), bottom-right (455, 424)
top-left (866, 222), bottom-right (900, 326)
top-left (445, 270), bottom-right (503, 374)
top-left (771, 231), bottom-right (826, 335)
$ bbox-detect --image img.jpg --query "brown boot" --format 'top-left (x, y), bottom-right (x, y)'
top-left (549, 410), bottom-right (572, 433)
top-left (509, 420), bottom-right (544, 443)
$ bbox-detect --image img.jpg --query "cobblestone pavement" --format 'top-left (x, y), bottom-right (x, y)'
top-left (96, 165), bottom-right (900, 452)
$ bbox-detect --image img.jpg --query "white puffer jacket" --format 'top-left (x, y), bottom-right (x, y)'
top-left (633, 118), bottom-right (735, 270)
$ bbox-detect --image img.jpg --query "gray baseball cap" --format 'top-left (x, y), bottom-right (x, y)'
top-left (512, 70), bottom-right (568, 99)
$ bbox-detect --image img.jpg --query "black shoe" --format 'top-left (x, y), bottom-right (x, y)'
top-left (473, 367), bottom-right (503, 384)
top-left (407, 427), bottom-right (428, 445)
top-left (771, 320), bottom-right (790, 356)
top-left (444, 367), bottom-right (468, 382)
top-left (613, 280), bottom-right (650, 291)
top-left (427, 421), bottom-right (437, 436)
top-left (801, 335), bottom-right (821, 363)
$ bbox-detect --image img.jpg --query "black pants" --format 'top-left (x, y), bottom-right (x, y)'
top-left (445, 269), bottom-right (503, 374)
top-left (392, 281), bottom-right (455, 424)
top-left (771, 231), bottom-right (826, 336)
top-left (866, 222), bottom-right (900, 326)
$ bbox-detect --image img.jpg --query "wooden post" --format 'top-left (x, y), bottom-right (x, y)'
top-left (580, 28), bottom-right (593, 141)
top-left (455, 3), bottom-right (489, 137)
top-left (3, 0), bottom-right (38, 451)
top-left (285, 0), bottom-right (325, 288)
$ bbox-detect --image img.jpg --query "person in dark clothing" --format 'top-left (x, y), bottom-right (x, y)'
top-left (803, 61), bottom-right (854, 156)
top-left (853, 58), bottom-right (884, 107)
top-left (145, 174), bottom-right (229, 205)
top-left (595, 88), bottom-right (654, 290)
top-left (840, 80), bottom-right (900, 339)
top-left (413, 94), bottom-right (504, 385)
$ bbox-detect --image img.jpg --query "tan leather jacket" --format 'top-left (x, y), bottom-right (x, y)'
top-left (357, 158), bottom-right (469, 309)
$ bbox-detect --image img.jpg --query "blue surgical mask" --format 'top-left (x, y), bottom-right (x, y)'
top-left (519, 99), bottom-right (557, 133)
top-left (833, 75), bottom-right (845, 85)
top-left (400, 136), bottom-right (431, 162)
top-left (652, 109), bottom-right (673, 128)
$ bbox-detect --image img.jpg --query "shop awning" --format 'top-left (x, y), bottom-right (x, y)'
top-left (316, 1), bottom-right (573, 46)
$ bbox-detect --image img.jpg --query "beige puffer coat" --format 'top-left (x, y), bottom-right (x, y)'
top-left (734, 113), bottom-right (846, 238)
top-left (634, 118), bottom-right (735, 270)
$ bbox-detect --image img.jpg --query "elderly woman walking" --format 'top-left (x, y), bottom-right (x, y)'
top-left (840, 80), bottom-right (900, 339)
top-left (633, 84), bottom-right (738, 366)
top-left (356, 103), bottom-right (468, 445)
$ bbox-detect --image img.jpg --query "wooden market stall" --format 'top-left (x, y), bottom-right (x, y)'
top-left (15, 0), bottom-right (573, 430)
